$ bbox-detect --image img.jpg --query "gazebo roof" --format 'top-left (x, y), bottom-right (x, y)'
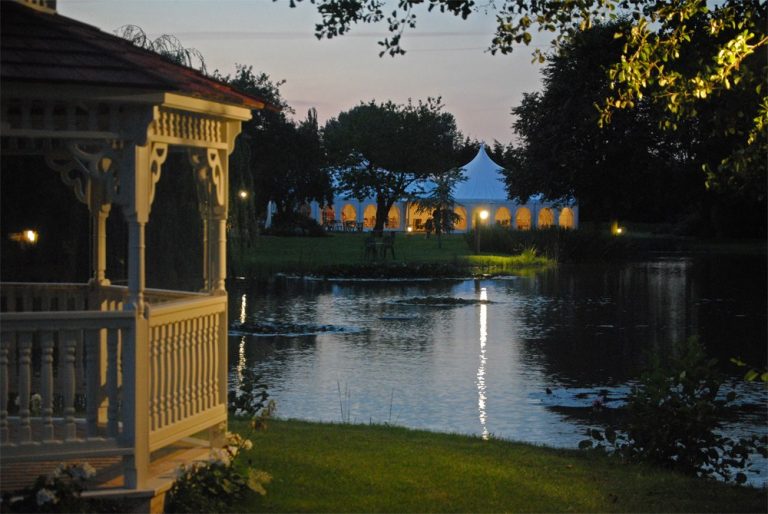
top-left (453, 145), bottom-right (508, 201)
top-left (0, 1), bottom-right (272, 111)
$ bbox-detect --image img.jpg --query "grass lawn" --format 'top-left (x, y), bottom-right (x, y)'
top-left (233, 233), bottom-right (549, 277)
top-left (232, 419), bottom-right (766, 513)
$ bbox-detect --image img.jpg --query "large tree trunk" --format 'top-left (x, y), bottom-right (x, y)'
top-left (373, 196), bottom-right (391, 236)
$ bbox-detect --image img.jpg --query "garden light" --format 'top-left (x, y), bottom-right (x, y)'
top-left (238, 190), bottom-right (249, 200)
top-left (9, 229), bottom-right (39, 246)
top-left (479, 209), bottom-right (489, 222)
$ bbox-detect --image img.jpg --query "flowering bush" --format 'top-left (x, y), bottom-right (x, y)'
top-left (164, 431), bottom-right (271, 513)
top-left (2, 463), bottom-right (96, 513)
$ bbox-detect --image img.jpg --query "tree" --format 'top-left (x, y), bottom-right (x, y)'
top-left (291, 0), bottom-right (767, 200)
top-left (324, 98), bottom-right (460, 234)
top-left (414, 167), bottom-right (464, 248)
top-left (504, 22), bottom-right (702, 223)
top-left (218, 65), bottom-right (333, 228)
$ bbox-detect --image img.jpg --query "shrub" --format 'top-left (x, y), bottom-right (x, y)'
top-left (465, 226), bottom-right (634, 262)
top-left (1, 463), bottom-right (95, 513)
top-left (164, 431), bottom-right (271, 513)
top-left (581, 338), bottom-right (768, 484)
top-left (265, 211), bottom-right (326, 237)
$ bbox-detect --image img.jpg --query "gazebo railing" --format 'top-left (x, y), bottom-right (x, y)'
top-left (0, 282), bottom-right (228, 488)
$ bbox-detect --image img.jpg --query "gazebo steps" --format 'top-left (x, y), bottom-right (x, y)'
top-left (0, 439), bottom-right (211, 513)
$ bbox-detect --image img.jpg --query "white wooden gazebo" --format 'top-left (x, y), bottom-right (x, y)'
top-left (0, 0), bottom-right (269, 499)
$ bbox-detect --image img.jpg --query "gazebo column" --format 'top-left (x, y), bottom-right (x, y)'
top-left (119, 140), bottom-right (167, 489)
top-left (190, 147), bottom-right (228, 294)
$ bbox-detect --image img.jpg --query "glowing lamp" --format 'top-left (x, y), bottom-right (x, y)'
top-left (238, 190), bottom-right (249, 200)
top-left (407, 226), bottom-right (413, 233)
top-left (9, 229), bottom-right (39, 246)
top-left (479, 210), bottom-right (489, 221)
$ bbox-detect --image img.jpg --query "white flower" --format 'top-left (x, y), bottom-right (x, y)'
top-left (208, 448), bottom-right (231, 466)
top-left (72, 463), bottom-right (96, 480)
top-left (242, 439), bottom-right (253, 451)
top-left (36, 488), bottom-right (57, 506)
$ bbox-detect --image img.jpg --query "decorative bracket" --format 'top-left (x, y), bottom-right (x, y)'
top-left (44, 140), bottom-right (122, 210)
top-left (188, 147), bottom-right (227, 215)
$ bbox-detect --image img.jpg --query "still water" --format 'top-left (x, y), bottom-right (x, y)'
top-left (228, 255), bottom-right (767, 482)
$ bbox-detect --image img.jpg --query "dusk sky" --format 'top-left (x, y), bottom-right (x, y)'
top-left (59, 0), bottom-right (548, 144)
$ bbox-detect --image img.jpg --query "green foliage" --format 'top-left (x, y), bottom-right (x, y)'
top-left (293, 0), bottom-right (767, 219)
top-left (730, 357), bottom-right (768, 383)
top-left (2, 463), bottom-right (95, 513)
top-left (581, 338), bottom-right (768, 484)
top-left (165, 432), bottom-right (272, 513)
top-left (219, 65), bottom-right (333, 233)
top-left (265, 211), bottom-right (326, 237)
top-left (229, 369), bottom-right (271, 418)
top-left (413, 167), bottom-right (465, 248)
top-left (324, 98), bottom-right (461, 233)
top-left (466, 226), bottom-right (633, 262)
top-left (505, 22), bottom-right (705, 223)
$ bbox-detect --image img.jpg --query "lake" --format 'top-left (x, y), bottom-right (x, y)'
top-left (228, 254), bottom-right (767, 483)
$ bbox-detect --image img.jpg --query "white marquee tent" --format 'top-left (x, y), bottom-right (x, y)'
top-left (277, 145), bottom-right (578, 233)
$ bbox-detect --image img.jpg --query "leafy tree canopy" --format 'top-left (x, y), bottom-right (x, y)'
top-left (291, 0), bottom-right (767, 195)
top-left (504, 21), bottom-right (705, 222)
top-left (218, 66), bottom-right (332, 221)
top-left (324, 98), bottom-right (461, 233)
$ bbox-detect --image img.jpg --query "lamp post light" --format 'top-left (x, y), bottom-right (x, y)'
top-left (9, 228), bottom-right (39, 246)
top-left (474, 209), bottom-right (489, 254)
top-left (238, 190), bottom-right (249, 200)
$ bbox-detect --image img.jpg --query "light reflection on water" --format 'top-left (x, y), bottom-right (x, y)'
top-left (228, 255), bottom-right (767, 484)
top-left (477, 287), bottom-right (488, 440)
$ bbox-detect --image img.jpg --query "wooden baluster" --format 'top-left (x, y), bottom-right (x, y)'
top-left (149, 326), bottom-right (160, 431)
top-left (188, 318), bottom-right (197, 416)
top-left (106, 328), bottom-right (120, 437)
top-left (18, 332), bottom-right (33, 443)
top-left (0, 333), bottom-right (10, 443)
top-left (171, 322), bottom-right (180, 424)
top-left (200, 316), bottom-right (209, 411)
top-left (159, 324), bottom-right (169, 429)
top-left (191, 317), bottom-right (201, 415)
top-left (85, 329), bottom-right (100, 437)
top-left (62, 330), bottom-right (78, 441)
top-left (182, 319), bottom-right (191, 420)
top-left (40, 331), bottom-right (55, 441)
top-left (208, 314), bottom-right (217, 410)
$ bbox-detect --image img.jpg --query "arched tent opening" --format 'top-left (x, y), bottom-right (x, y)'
top-left (559, 207), bottom-right (575, 229)
top-left (386, 205), bottom-right (401, 229)
top-left (494, 207), bottom-right (511, 226)
top-left (538, 208), bottom-right (555, 228)
top-left (408, 202), bottom-right (428, 231)
top-left (515, 207), bottom-right (532, 230)
top-left (363, 204), bottom-right (377, 229)
top-left (454, 206), bottom-right (467, 231)
top-left (471, 207), bottom-right (492, 230)
top-left (341, 203), bottom-right (356, 223)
